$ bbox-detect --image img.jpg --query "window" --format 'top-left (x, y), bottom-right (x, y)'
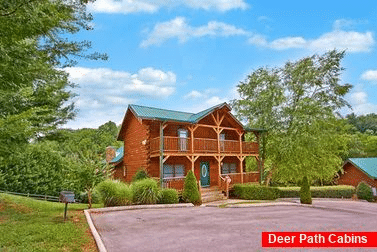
top-left (220, 133), bottom-right (225, 151)
top-left (221, 163), bottom-right (237, 174)
top-left (178, 128), bottom-right (188, 151)
top-left (163, 164), bottom-right (185, 178)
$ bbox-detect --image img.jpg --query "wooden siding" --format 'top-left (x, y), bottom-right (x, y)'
top-left (338, 163), bottom-right (377, 188)
top-left (117, 111), bottom-right (149, 182)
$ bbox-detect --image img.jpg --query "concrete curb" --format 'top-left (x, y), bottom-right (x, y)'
top-left (84, 203), bottom-right (194, 252)
top-left (204, 198), bottom-right (369, 210)
top-left (87, 203), bottom-right (194, 214)
top-left (84, 209), bottom-right (107, 252)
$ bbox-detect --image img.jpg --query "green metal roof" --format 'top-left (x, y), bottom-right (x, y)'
top-left (130, 104), bottom-right (194, 123)
top-left (129, 102), bottom-right (232, 124)
top-left (348, 158), bottom-right (377, 179)
top-left (110, 146), bottom-right (123, 164)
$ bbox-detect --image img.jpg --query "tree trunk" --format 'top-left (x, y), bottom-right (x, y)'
top-left (87, 189), bottom-right (92, 209)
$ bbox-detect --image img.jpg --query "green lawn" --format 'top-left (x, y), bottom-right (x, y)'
top-left (0, 193), bottom-right (101, 252)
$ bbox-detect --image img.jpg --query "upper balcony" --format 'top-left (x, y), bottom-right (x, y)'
top-left (150, 136), bottom-right (258, 156)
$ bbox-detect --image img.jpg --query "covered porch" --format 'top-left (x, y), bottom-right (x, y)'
top-left (158, 155), bottom-right (261, 193)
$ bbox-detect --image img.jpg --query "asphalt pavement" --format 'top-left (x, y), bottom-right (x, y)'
top-left (89, 200), bottom-right (377, 252)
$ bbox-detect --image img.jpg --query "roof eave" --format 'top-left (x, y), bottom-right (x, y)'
top-left (345, 159), bottom-right (377, 180)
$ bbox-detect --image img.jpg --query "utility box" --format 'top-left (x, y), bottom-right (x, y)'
top-left (59, 191), bottom-right (75, 203)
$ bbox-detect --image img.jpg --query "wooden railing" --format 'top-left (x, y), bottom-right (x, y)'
top-left (150, 137), bottom-right (258, 155)
top-left (221, 172), bottom-right (260, 186)
top-left (194, 138), bottom-right (217, 153)
top-left (242, 142), bottom-right (259, 153)
top-left (222, 140), bottom-right (240, 153)
top-left (150, 137), bottom-right (191, 153)
top-left (162, 176), bottom-right (185, 192)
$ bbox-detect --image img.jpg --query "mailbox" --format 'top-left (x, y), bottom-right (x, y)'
top-left (60, 191), bottom-right (75, 203)
top-left (60, 191), bottom-right (75, 221)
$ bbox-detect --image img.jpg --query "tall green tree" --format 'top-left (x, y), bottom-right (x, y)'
top-left (0, 0), bottom-right (106, 163)
top-left (232, 50), bottom-right (352, 203)
top-left (346, 113), bottom-right (377, 135)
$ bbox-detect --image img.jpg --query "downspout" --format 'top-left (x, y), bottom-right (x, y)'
top-left (159, 121), bottom-right (165, 188)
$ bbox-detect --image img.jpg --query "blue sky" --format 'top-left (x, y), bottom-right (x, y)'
top-left (64, 0), bottom-right (377, 129)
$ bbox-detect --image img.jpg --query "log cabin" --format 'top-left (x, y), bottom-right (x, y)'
top-left (338, 158), bottom-right (377, 196)
top-left (109, 102), bottom-right (265, 198)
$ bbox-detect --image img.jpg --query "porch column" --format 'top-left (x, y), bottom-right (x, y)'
top-left (159, 122), bottom-right (166, 187)
top-left (240, 157), bottom-right (244, 184)
top-left (255, 132), bottom-right (263, 184)
top-left (216, 155), bottom-right (224, 186)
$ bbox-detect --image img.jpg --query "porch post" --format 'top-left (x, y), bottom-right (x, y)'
top-left (218, 158), bottom-right (221, 186)
top-left (256, 132), bottom-right (263, 184)
top-left (240, 157), bottom-right (244, 184)
top-left (159, 122), bottom-right (164, 188)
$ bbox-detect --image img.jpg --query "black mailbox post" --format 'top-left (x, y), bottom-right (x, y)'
top-left (60, 191), bottom-right (75, 221)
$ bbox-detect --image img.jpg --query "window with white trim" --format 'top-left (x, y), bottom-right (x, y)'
top-left (178, 128), bottom-right (188, 151)
top-left (221, 163), bottom-right (237, 174)
top-left (163, 164), bottom-right (185, 178)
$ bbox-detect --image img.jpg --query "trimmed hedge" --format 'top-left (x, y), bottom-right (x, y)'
top-left (96, 180), bottom-right (133, 207)
top-left (300, 176), bottom-right (312, 204)
top-left (182, 171), bottom-right (201, 205)
top-left (356, 182), bottom-right (374, 202)
top-left (233, 184), bottom-right (280, 200)
top-left (132, 178), bottom-right (159, 204)
top-left (279, 185), bottom-right (355, 199)
top-left (158, 188), bottom-right (179, 204)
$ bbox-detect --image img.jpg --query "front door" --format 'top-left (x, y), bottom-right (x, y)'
top-left (200, 162), bottom-right (210, 187)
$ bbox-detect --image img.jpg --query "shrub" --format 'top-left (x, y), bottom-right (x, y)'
top-left (300, 176), bottom-right (312, 204)
top-left (132, 168), bottom-right (150, 182)
top-left (158, 188), bottom-right (179, 204)
top-left (233, 184), bottom-right (280, 200)
top-left (78, 191), bottom-right (100, 204)
top-left (132, 178), bottom-right (159, 204)
top-left (279, 186), bottom-right (355, 198)
top-left (356, 182), bottom-right (374, 202)
top-left (96, 180), bottom-right (132, 207)
top-left (182, 170), bottom-right (201, 205)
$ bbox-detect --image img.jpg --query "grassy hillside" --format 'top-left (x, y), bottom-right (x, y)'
top-left (0, 193), bottom-right (100, 251)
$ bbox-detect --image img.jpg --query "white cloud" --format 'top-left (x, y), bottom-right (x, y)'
top-left (184, 88), bottom-right (220, 100)
top-left (89, 0), bottom-right (248, 14)
top-left (248, 34), bottom-right (268, 46)
top-left (350, 92), bottom-right (368, 105)
top-left (62, 67), bottom-right (176, 129)
top-left (361, 70), bottom-right (377, 81)
top-left (184, 90), bottom-right (204, 99)
top-left (141, 17), bottom-right (249, 47)
top-left (250, 20), bottom-right (375, 53)
top-left (333, 19), bottom-right (368, 30)
top-left (269, 37), bottom-right (307, 50)
top-left (346, 90), bottom-right (377, 115)
top-left (65, 67), bottom-right (176, 98)
top-left (205, 96), bottom-right (227, 106)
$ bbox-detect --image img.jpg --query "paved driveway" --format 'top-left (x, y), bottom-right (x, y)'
top-left (90, 200), bottom-right (377, 252)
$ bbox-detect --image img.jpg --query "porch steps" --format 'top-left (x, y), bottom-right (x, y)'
top-left (200, 187), bottom-right (227, 203)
